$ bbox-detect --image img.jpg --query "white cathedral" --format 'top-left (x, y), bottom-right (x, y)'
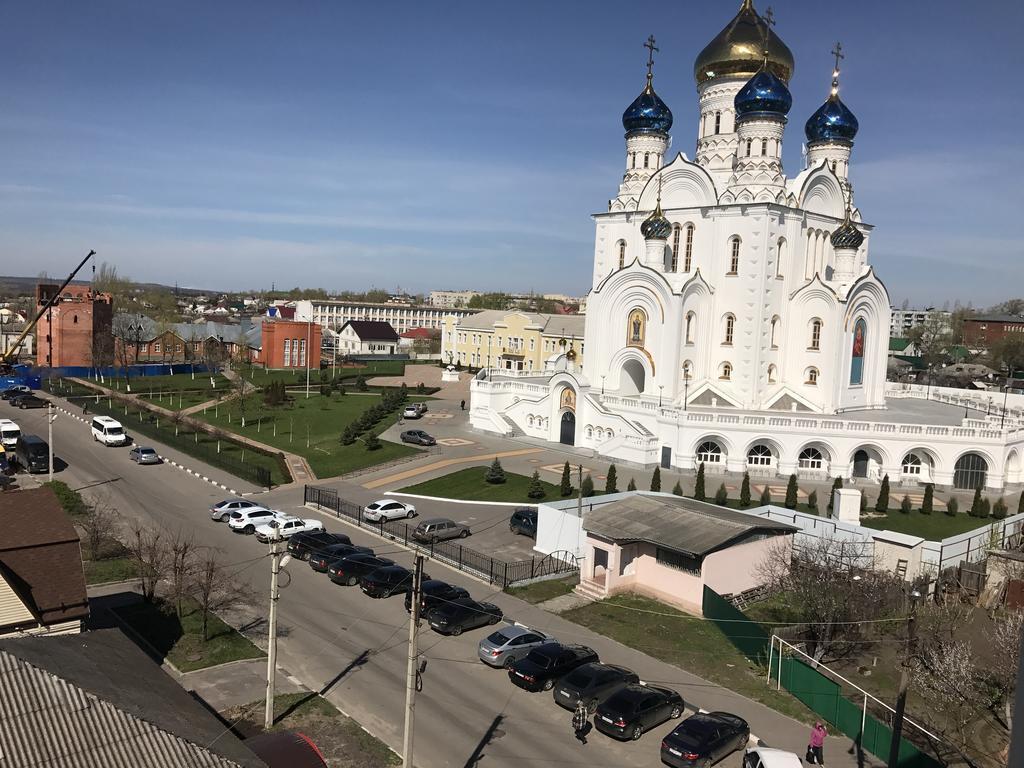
top-left (469, 0), bottom-right (1024, 492)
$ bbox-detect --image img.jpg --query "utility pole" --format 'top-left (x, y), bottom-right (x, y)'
top-left (264, 529), bottom-right (284, 730)
top-left (402, 554), bottom-right (424, 768)
top-left (305, 320), bottom-right (311, 399)
top-left (888, 590), bottom-right (920, 767)
top-left (47, 402), bottom-right (56, 482)
top-left (577, 464), bottom-right (583, 519)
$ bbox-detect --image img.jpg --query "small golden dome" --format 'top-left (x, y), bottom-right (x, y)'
top-left (693, 0), bottom-right (795, 85)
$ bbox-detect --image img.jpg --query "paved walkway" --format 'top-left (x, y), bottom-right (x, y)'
top-left (361, 447), bottom-right (543, 489)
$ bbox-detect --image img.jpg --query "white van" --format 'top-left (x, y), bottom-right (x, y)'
top-left (0, 419), bottom-right (20, 451)
top-left (91, 416), bottom-right (128, 446)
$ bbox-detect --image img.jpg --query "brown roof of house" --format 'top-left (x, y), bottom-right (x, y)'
top-left (0, 487), bottom-right (89, 627)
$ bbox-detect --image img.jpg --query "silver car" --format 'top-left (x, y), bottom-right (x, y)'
top-left (210, 498), bottom-right (261, 522)
top-left (477, 624), bottom-right (555, 668)
top-left (128, 446), bottom-right (161, 465)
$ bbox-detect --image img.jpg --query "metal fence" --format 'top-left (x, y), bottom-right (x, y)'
top-left (304, 485), bottom-right (578, 588)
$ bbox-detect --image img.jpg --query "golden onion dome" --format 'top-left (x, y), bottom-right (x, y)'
top-left (694, 0), bottom-right (795, 85)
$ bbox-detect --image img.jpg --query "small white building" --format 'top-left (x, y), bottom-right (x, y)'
top-left (337, 320), bottom-right (400, 355)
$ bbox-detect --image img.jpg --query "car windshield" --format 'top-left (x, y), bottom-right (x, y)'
top-left (139, 448), bottom-right (155, 455)
top-left (107, 427), bottom-right (123, 435)
top-left (563, 667), bottom-right (594, 686)
top-left (524, 650), bottom-right (553, 669)
top-left (670, 723), bottom-right (711, 748)
top-left (486, 630), bottom-right (512, 645)
top-left (603, 691), bottom-right (639, 714)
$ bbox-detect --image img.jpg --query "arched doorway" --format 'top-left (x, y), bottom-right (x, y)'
top-left (560, 411), bottom-right (576, 445)
top-left (852, 450), bottom-right (869, 478)
top-left (620, 359), bottom-right (645, 395)
top-left (954, 453), bottom-right (988, 490)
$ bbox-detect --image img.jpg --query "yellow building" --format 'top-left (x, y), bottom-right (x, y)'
top-left (442, 310), bottom-right (585, 372)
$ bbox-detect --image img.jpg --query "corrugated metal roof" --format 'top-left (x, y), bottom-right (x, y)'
top-left (583, 495), bottom-right (795, 557)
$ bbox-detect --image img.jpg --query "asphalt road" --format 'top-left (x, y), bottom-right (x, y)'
top-left (5, 399), bottom-right (837, 768)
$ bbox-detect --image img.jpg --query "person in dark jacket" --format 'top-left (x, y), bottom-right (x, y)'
top-left (572, 700), bottom-right (588, 744)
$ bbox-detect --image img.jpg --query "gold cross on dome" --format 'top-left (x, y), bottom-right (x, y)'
top-left (763, 6), bottom-right (775, 29)
top-left (644, 35), bottom-right (658, 79)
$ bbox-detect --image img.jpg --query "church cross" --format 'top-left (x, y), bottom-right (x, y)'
top-left (760, 7), bottom-right (775, 66)
top-left (832, 41), bottom-right (845, 72)
top-left (763, 6), bottom-right (775, 29)
top-left (644, 35), bottom-right (658, 79)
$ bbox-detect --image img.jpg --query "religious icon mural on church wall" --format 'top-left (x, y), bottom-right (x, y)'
top-left (849, 318), bottom-right (866, 385)
top-left (559, 387), bottom-right (576, 412)
top-left (627, 308), bottom-right (646, 348)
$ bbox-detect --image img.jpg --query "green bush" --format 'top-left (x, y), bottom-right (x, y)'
top-left (828, 477), bottom-right (843, 511)
top-left (363, 432), bottom-right (382, 451)
top-left (946, 497), bottom-right (959, 516)
top-left (807, 490), bottom-right (818, 511)
top-left (581, 475), bottom-right (595, 498)
top-left (739, 472), bottom-right (751, 508)
top-left (921, 484), bottom-right (934, 515)
top-left (784, 474), bottom-right (798, 509)
top-left (527, 470), bottom-right (546, 500)
top-left (605, 464), bottom-right (618, 494)
top-left (485, 458), bottom-right (506, 485)
top-left (714, 483), bottom-right (728, 506)
top-left (759, 486), bottom-right (771, 506)
top-left (355, 375), bottom-right (368, 392)
top-left (671, 481), bottom-right (683, 496)
top-left (694, 462), bottom-right (706, 502)
top-left (560, 462), bottom-right (573, 497)
top-left (44, 480), bottom-right (88, 518)
top-left (627, 478), bottom-right (637, 492)
top-left (993, 497), bottom-right (1008, 519)
top-left (900, 495), bottom-right (912, 514)
top-left (875, 474), bottom-right (890, 512)
top-left (650, 466), bottom-right (661, 492)
top-left (970, 486), bottom-right (984, 517)
top-left (860, 493), bottom-right (869, 512)
top-left (980, 498), bottom-right (991, 518)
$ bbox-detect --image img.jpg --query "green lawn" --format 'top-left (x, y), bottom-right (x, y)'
top-left (859, 509), bottom-right (990, 538)
top-left (196, 390), bottom-right (419, 478)
top-left (561, 593), bottom-right (815, 724)
top-left (399, 467), bottom-right (561, 503)
top-left (85, 556), bottom-right (138, 585)
top-left (113, 597), bottom-right (264, 673)
top-left (505, 576), bottom-right (577, 604)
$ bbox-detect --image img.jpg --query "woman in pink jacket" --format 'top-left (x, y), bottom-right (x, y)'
top-left (808, 721), bottom-right (827, 765)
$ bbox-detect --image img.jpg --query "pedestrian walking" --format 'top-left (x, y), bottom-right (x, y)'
top-left (460, 399), bottom-right (465, 411)
top-left (807, 720), bottom-right (827, 765)
top-left (572, 700), bottom-right (588, 745)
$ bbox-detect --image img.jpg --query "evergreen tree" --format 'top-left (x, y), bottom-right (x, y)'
top-left (875, 474), bottom-right (890, 513)
top-left (980, 497), bottom-right (991, 518)
top-left (993, 497), bottom-right (1008, 519)
top-left (694, 462), bottom-right (706, 501)
top-left (559, 462), bottom-right (573, 497)
top-left (485, 457), bottom-right (507, 484)
top-left (970, 485), bottom-right (984, 517)
top-left (946, 497), bottom-right (959, 516)
top-left (650, 466), bottom-right (661, 492)
top-left (527, 470), bottom-right (546, 500)
top-left (672, 481), bottom-right (683, 496)
top-left (784, 474), bottom-right (799, 509)
top-left (581, 475), bottom-right (595, 498)
top-left (714, 483), bottom-right (729, 506)
top-left (363, 432), bottom-right (381, 451)
top-left (739, 472), bottom-right (751, 508)
top-left (340, 424), bottom-right (357, 445)
top-left (627, 478), bottom-right (637, 492)
top-left (828, 477), bottom-right (843, 511)
top-left (860, 493), bottom-right (869, 512)
top-left (1019, 492), bottom-right (1024, 517)
top-left (921, 484), bottom-right (934, 515)
top-left (807, 490), bottom-right (818, 511)
top-left (900, 495), bottom-right (912, 514)
top-left (759, 486), bottom-right (771, 506)
top-left (605, 464), bottom-right (618, 494)
top-left (355, 375), bottom-right (368, 392)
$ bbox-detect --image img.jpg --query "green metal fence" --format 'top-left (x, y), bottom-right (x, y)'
top-left (702, 586), bottom-right (944, 768)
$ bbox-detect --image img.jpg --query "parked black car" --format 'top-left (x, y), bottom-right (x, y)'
top-left (328, 553), bottom-right (394, 586)
top-left (404, 579), bottom-right (470, 614)
top-left (593, 683), bottom-right (684, 741)
top-left (360, 565), bottom-right (432, 599)
top-left (660, 711), bottom-right (750, 768)
top-left (509, 507), bottom-right (538, 538)
top-left (508, 643), bottom-right (599, 692)
top-left (1, 386), bottom-right (30, 401)
top-left (427, 597), bottom-right (502, 636)
top-left (309, 543), bottom-right (373, 572)
top-left (12, 394), bottom-right (47, 409)
top-left (289, 531), bottom-right (353, 560)
top-left (552, 662), bottom-right (639, 712)
top-left (400, 429), bottom-right (436, 446)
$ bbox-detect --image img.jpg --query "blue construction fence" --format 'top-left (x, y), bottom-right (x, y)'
top-left (2, 363), bottom-right (213, 391)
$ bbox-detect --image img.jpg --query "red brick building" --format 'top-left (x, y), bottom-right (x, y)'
top-left (35, 284), bottom-right (113, 369)
top-left (258, 320), bottom-right (321, 369)
top-left (963, 315), bottom-right (1024, 347)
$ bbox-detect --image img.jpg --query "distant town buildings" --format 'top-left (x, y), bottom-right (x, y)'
top-left (294, 298), bottom-right (476, 334)
top-left (442, 310), bottom-right (585, 371)
top-left (963, 314), bottom-right (1024, 347)
top-left (429, 289), bottom-right (479, 308)
top-left (889, 306), bottom-right (951, 339)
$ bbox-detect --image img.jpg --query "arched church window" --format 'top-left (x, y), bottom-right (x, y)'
top-left (720, 362), bottom-right (732, 380)
top-left (798, 447), bottom-right (824, 470)
top-left (685, 312), bottom-right (695, 344)
top-left (723, 315), bottom-right (735, 345)
top-left (776, 238), bottom-right (786, 277)
top-left (728, 237), bottom-right (740, 275)
top-left (806, 367), bottom-right (819, 385)
top-left (747, 444), bottom-right (773, 466)
top-left (618, 240), bottom-right (626, 269)
top-left (684, 224), bottom-right (694, 272)
top-left (761, 138), bottom-right (768, 156)
top-left (902, 452), bottom-right (922, 476)
top-left (631, 153), bottom-right (636, 169)
top-left (696, 441), bottom-right (723, 463)
top-left (810, 319), bottom-right (822, 350)
top-left (670, 225), bottom-right (680, 272)
top-left (714, 111), bottom-right (721, 134)
top-left (767, 364), bottom-right (777, 383)
top-left (746, 139), bottom-right (752, 157)
top-left (643, 152), bottom-right (649, 168)
top-left (770, 316), bottom-right (780, 348)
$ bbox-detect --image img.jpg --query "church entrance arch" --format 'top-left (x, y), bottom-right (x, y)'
top-left (852, 450), bottom-right (869, 478)
top-left (620, 358), bottom-right (646, 396)
top-left (560, 411), bottom-right (576, 446)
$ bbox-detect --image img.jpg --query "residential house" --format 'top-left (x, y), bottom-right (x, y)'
top-left (337, 320), bottom-right (400, 355)
top-left (0, 487), bottom-right (89, 638)
top-left (441, 310), bottom-right (585, 371)
top-left (963, 314), bottom-right (1024, 347)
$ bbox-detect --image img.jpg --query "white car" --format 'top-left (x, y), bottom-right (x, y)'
top-left (743, 747), bottom-right (804, 768)
top-left (0, 419), bottom-right (21, 451)
top-left (254, 516), bottom-right (325, 542)
top-left (402, 406), bottom-right (422, 419)
top-left (210, 498), bottom-right (263, 522)
top-left (228, 507), bottom-right (281, 534)
top-left (363, 499), bottom-right (416, 522)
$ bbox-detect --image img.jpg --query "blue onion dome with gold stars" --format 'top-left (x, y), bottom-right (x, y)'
top-left (734, 68), bottom-right (792, 121)
top-left (623, 76), bottom-right (673, 136)
top-left (641, 199), bottom-right (672, 240)
top-left (805, 94), bottom-right (859, 145)
top-left (831, 211), bottom-right (864, 249)
top-left (694, 0), bottom-right (794, 85)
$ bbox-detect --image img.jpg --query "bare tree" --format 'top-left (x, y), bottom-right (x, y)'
top-left (80, 500), bottom-right (120, 561)
top-left (169, 408), bottom-right (184, 437)
top-left (124, 522), bottom-right (168, 602)
top-left (989, 610), bottom-right (1023, 731)
top-left (757, 535), bottom-right (905, 662)
top-left (166, 528), bottom-right (196, 620)
top-left (111, 314), bottom-right (149, 388)
top-left (190, 548), bottom-right (254, 642)
top-left (906, 313), bottom-right (953, 369)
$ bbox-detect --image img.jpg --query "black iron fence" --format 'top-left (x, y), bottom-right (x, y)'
top-left (304, 485), bottom-right (578, 588)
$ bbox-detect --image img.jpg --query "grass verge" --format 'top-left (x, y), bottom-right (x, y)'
top-left (398, 467), bottom-right (560, 503)
top-left (84, 556), bottom-right (138, 585)
top-left (113, 597), bottom-right (264, 673)
top-left (505, 576), bottom-right (577, 604)
top-left (560, 593), bottom-right (814, 724)
top-left (858, 508), bottom-right (990, 538)
top-left (223, 692), bottom-right (400, 767)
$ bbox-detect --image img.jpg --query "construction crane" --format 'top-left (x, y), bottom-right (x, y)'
top-left (0, 250), bottom-right (96, 375)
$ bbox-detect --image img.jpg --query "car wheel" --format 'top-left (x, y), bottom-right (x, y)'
top-left (459, 529), bottom-right (469, 538)
top-left (346, 576), bottom-right (357, 586)
top-left (586, 699), bottom-right (598, 715)
top-left (669, 705), bottom-right (682, 719)
top-left (509, 524), bottom-right (517, 534)
top-left (450, 626), bottom-right (462, 637)
top-left (502, 656), bottom-right (515, 669)
top-left (487, 613), bottom-right (500, 625)
top-left (244, 524), bottom-right (255, 534)
top-left (406, 510), bottom-right (414, 519)
top-left (220, 513), bottom-right (230, 522)
top-left (541, 678), bottom-right (554, 691)
top-left (630, 724), bottom-right (643, 741)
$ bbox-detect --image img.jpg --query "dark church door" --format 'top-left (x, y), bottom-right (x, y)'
top-left (559, 411), bottom-right (575, 445)
top-left (852, 450), bottom-right (869, 478)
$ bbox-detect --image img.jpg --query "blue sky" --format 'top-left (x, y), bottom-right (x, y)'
top-left (0, 1), bottom-right (1021, 306)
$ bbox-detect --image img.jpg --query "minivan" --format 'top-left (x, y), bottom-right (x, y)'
top-left (0, 419), bottom-right (21, 451)
top-left (15, 434), bottom-right (49, 474)
top-left (91, 416), bottom-right (128, 446)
